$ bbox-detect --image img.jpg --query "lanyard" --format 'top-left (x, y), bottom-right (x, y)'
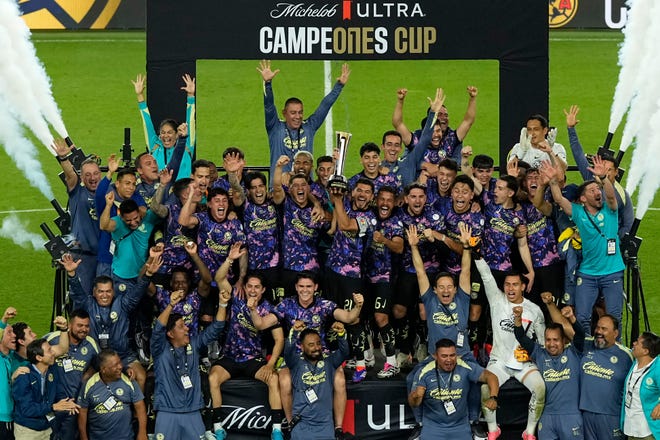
top-left (285, 127), bottom-right (302, 152)
top-left (628, 364), bottom-right (652, 393)
top-left (584, 209), bottom-right (605, 238)
top-left (434, 364), bottom-right (455, 400)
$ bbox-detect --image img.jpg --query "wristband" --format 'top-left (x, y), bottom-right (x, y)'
top-left (336, 331), bottom-right (346, 337)
top-left (57, 327), bottom-right (68, 332)
top-left (219, 302), bottom-right (228, 308)
top-left (599, 175), bottom-right (607, 180)
top-left (489, 396), bottom-right (498, 401)
top-left (56, 155), bottom-right (71, 163)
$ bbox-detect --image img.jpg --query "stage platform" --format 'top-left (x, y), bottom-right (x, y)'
top-left (210, 368), bottom-right (530, 440)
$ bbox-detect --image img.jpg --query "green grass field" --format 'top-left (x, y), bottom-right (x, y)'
top-left (0, 29), bottom-right (657, 341)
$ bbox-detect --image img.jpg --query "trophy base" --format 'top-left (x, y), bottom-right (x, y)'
top-left (328, 175), bottom-right (348, 192)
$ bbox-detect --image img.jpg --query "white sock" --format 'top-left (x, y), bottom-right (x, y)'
top-left (386, 355), bottom-right (397, 366)
top-left (356, 360), bottom-right (366, 369)
top-left (213, 422), bottom-right (224, 432)
top-left (272, 423), bottom-right (281, 431)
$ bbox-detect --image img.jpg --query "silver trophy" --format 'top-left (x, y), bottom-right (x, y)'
top-left (329, 131), bottom-right (352, 191)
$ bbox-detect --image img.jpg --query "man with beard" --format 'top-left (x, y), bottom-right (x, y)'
top-left (46, 309), bottom-right (100, 439)
top-left (544, 157), bottom-right (625, 335)
top-left (513, 296), bottom-right (585, 440)
top-left (209, 244), bottom-right (285, 440)
top-left (579, 315), bottom-right (632, 439)
top-left (408, 339), bottom-right (499, 440)
top-left (252, 272), bottom-right (363, 440)
top-left (365, 186), bottom-right (404, 379)
top-left (348, 143), bottom-right (402, 195)
top-left (273, 156), bottom-right (330, 296)
top-left (316, 155), bottom-right (335, 189)
top-left (284, 323), bottom-right (349, 440)
top-left (380, 129), bottom-right (428, 188)
top-left (179, 186), bottom-right (247, 281)
top-left (392, 183), bottom-right (444, 368)
top-left (392, 86), bottom-right (478, 165)
top-left (326, 179), bottom-right (376, 383)
top-left (53, 139), bottom-right (101, 295)
top-left (258, 60), bottom-right (351, 183)
top-left (233, 171), bottom-right (282, 300)
top-left (77, 349), bottom-right (147, 440)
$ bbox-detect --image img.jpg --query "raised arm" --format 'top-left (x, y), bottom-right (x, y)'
top-left (589, 155), bottom-right (618, 211)
top-left (51, 139), bottom-right (79, 191)
top-left (51, 316), bottom-right (70, 358)
top-left (184, 242), bottom-right (212, 297)
top-left (333, 293), bottom-right (364, 324)
top-left (407, 224), bottom-right (430, 295)
top-left (329, 188), bottom-right (357, 232)
top-left (457, 223), bottom-right (473, 294)
top-left (99, 191), bottom-right (117, 232)
top-left (258, 60), bottom-right (281, 131)
top-left (563, 105), bottom-right (592, 181)
top-left (248, 297), bottom-right (279, 330)
top-left (149, 169), bottom-right (173, 218)
top-left (177, 183), bottom-right (200, 228)
top-left (272, 155), bottom-right (289, 204)
top-left (541, 160), bottom-right (573, 217)
top-left (455, 86), bottom-right (478, 141)
top-left (392, 88), bottom-right (413, 146)
top-left (213, 242), bottom-right (246, 292)
top-left (512, 306), bottom-right (536, 355)
top-left (515, 225), bottom-right (535, 293)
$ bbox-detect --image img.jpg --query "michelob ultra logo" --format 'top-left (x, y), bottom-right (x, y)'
top-left (19, 0), bottom-right (122, 29)
top-left (549, 0), bottom-right (578, 28)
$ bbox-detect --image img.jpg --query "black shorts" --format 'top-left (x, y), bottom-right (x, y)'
top-left (324, 270), bottom-right (364, 309)
top-left (393, 271), bottom-right (421, 311)
top-left (368, 281), bottom-right (394, 314)
top-left (212, 357), bottom-right (267, 379)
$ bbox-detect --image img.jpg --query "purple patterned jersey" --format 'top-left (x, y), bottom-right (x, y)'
top-left (482, 203), bottom-right (526, 271)
top-left (520, 200), bottom-right (560, 268)
top-left (195, 212), bottom-right (246, 276)
top-left (156, 287), bottom-right (202, 335)
top-left (478, 178), bottom-right (497, 207)
top-left (399, 207), bottom-right (445, 273)
top-left (443, 209), bottom-right (485, 274)
top-left (243, 199), bottom-right (280, 270)
top-left (160, 200), bottom-right (198, 274)
top-left (327, 201), bottom-right (376, 278)
top-left (281, 197), bottom-right (329, 272)
top-left (224, 294), bottom-right (276, 362)
top-left (348, 171), bottom-right (402, 195)
top-left (366, 214), bottom-right (404, 283)
top-left (274, 296), bottom-right (337, 353)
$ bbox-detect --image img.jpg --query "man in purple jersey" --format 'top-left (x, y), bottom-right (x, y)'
top-left (326, 179), bottom-right (376, 383)
top-left (208, 243), bottom-right (285, 440)
top-left (365, 186), bottom-right (404, 379)
top-left (273, 156), bottom-right (330, 296)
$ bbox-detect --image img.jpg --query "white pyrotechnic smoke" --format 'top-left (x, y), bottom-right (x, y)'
top-left (0, 93), bottom-right (54, 200)
top-left (608, 0), bottom-right (653, 136)
top-left (0, 215), bottom-right (46, 251)
top-left (620, 0), bottom-right (660, 220)
top-left (0, 0), bottom-right (68, 149)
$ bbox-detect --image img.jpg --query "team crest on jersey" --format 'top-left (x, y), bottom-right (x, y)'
top-left (312, 315), bottom-right (321, 324)
top-left (48, 373), bottom-right (54, 382)
top-left (81, 347), bottom-right (88, 355)
top-left (646, 377), bottom-right (654, 386)
top-left (432, 214), bottom-right (440, 221)
top-left (453, 374), bottom-right (461, 382)
top-left (563, 292), bottom-right (571, 303)
top-left (110, 311), bottom-right (118, 322)
top-left (397, 220), bottom-right (403, 227)
top-left (224, 232), bottom-right (232, 241)
top-left (118, 283), bottom-right (127, 292)
top-left (116, 388), bottom-right (124, 396)
top-left (470, 291), bottom-right (478, 300)
top-left (549, 0), bottom-right (578, 28)
top-left (597, 213), bottom-right (604, 222)
top-left (157, 434), bottom-right (165, 440)
top-left (183, 303), bottom-right (193, 314)
top-left (371, 218), bottom-right (377, 225)
top-left (448, 302), bottom-right (457, 311)
top-left (610, 356), bottom-right (618, 364)
top-left (561, 355), bottom-right (568, 364)
top-left (576, 277), bottom-right (582, 286)
top-left (317, 361), bottom-right (324, 368)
